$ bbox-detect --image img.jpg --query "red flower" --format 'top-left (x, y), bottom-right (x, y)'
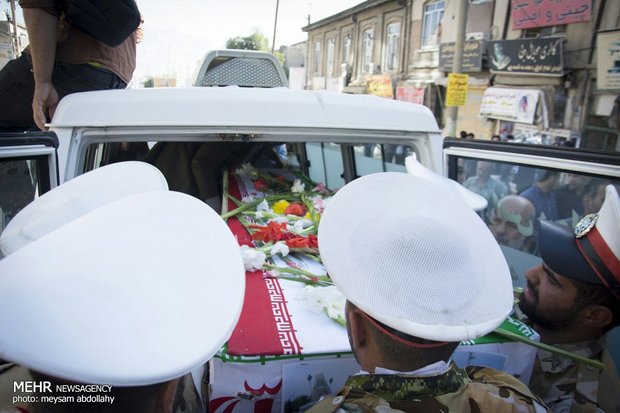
top-left (284, 234), bottom-right (318, 249)
top-left (284, 202), bottom-right (306, 216)
top-left (254, 179), bottom-right (268, 191)
top-left (249, 221), bottom-right (287, 242)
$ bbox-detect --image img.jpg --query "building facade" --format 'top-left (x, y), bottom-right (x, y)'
top-left (302, 0), bottom-right (620, 151)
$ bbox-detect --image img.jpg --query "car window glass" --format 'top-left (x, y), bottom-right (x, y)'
top-left (455, 155), bottom-right (620, 289)
top-left (0, 159), bottom-right (40, 232)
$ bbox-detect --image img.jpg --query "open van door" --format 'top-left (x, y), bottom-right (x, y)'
top-left (443, 138), bottom-right (620, 369)
top-left (0, 133), bottom-right (59, 234)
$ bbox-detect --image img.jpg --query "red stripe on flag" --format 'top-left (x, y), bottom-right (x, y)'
top-left (227, 272), bottom-right (285, 355)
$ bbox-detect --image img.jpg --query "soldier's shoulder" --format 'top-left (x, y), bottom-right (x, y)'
top-left (464, 366), bottom-right (550, 412)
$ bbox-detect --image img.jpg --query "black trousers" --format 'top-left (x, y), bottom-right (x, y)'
top-left (0, 53), bottom-right (127, 132)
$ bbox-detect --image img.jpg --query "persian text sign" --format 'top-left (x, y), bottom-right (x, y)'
top-left (487, 38), bottom-right (563, 76)
top-left (439, 41), bottom-right (484, 73)
top-left (446, 74), bottom-right (468, 107)
top-left (511, 0), bottom-right (591, 30)
top-left (396, 85), bottom-right (425, 104)
top-left (479, 87), bottom-right (540, 124)
top-left (597, 30), bottom-right (620, 90)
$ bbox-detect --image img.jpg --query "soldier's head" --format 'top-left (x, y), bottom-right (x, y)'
top-left (489, 195), bottom-right (536, 250)
top-left (318, 172), bottom-right (513, 372)
top-left (0, 163), bottom-right (246, 412)
top-left (519, 185), bottom-right (620, 342)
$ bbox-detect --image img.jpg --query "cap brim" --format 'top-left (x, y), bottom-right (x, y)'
top-left (539, 220), bottom-right (600, 285)
top-left (405, 156), bottom-right (488, 212)
top-left (1, 161), bottom-right (168, 256)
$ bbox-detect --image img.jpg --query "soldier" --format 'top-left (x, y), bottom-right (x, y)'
top-left (0, 162), bottom-right (246, 413)
top-left (519, 185), bottom-right (620, 412)
top-left (310, 172), bottom-right (549, 412)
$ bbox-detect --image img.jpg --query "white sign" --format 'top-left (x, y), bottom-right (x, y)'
top-left (479, 87), bottom-right (541, 124)
top-left (597, 30), bottom-right (620, 90)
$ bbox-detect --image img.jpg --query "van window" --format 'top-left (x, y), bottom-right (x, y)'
top-left (81, 139), bottom-right (421, 197)
top-left (453, 155), bottom-right (620, 288)
top-left (0, 159), bottom-right (45, 232)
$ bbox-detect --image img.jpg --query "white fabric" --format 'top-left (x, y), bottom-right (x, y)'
top-left (318, 172), bottom-right (513, 342)
top-left (405, 155), bottom-right (488, 212)
top-left (596, 185), bottom-right (619, 261)
top-left (0, 161), bottom-right (168, 256)
top-left (0, 177), bottom-right (245, 386)
top-left (374, 360), bottom-right (451, 376)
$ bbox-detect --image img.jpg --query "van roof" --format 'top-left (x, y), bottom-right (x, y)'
top-left (50, 86), bottom-right (441, 133)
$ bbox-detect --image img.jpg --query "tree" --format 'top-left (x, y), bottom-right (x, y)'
top-left (225, 31), bottom-right (269, 51)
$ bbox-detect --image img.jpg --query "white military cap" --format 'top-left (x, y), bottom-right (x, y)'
top-left (318, 172), bottom-right (512, 342)
top-left (1, 161), bottom-right (168, 256)
top-left (405, 155), bottom-right (487, 212)
top-left (0, 162), bottom-right (245, 386)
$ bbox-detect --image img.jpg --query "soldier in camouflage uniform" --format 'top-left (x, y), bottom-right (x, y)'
top-left (312, 172), bottom-right (550, 413)
top-left (518, 185), bottom-right (620, 413)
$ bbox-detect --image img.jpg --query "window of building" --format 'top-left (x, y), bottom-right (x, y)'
top-left (422, 0), bottom-right (444, 48)
top-left (326, 37), bottom-right (335, 77)
top-left (362, 28), bottom-right (374, 74)
top-left (384, 22), bottom-right (401, 72)
top-left (342, 34), bottom-right (352, 65)
top-left (312, 41), bottom-right (321, 74)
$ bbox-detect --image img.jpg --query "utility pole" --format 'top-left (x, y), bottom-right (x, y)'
top-left (444, 0), bottom-right (469, 137)
top-left (271, 0), bottom-right (280, 54)
top-left (10, 0), bottom-right (19, 56)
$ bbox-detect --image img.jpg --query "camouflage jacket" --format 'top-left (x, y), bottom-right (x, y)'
top-left (529, 338), bottom-right (620, 413)
top-left (307, 363), bottom-right (549, 413)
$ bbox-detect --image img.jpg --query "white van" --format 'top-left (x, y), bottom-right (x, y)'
top-left (1, 78), bottom-right (619, 411)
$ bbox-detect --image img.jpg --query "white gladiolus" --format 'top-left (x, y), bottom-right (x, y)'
top-left (270, 241), bottom-right (290, 257)
top-left (301, 285), bottom-right (346, 325)
top-left (239, 245), bottom-right (266, 271)
top-left (291, 179), bottom-right (305, 193)
top-left (256, 199), bottom-right (270, 212)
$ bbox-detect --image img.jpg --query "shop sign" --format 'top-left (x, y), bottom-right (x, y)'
top-left (487, 38), bottom-right (563, 76)
top-left (596, 30), bottom-right (620, 90)
top-left (439, 41), bottom-right (484, 73)
top-left (511, 0), bottom-right (591, 30)
top-left (366, 75), bottom-right (393, 98)
top-left (479, 87), bottom-right (541, 124)
top-left (446, 74), bottom-right (468, 107)
top-left (396, 85), bottom-right (425, 105)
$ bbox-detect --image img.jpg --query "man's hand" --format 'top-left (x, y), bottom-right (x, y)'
top-left (32, 81), bottom-right (59, 130)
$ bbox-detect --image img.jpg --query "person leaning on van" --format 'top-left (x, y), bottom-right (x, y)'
top-left (0, 0), bottom-right (142, 132)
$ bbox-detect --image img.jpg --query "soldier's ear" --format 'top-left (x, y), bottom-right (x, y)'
top-left (347, 307), bottom-right (368, 349)
top-left (581, 305), bottom-right (613, 330)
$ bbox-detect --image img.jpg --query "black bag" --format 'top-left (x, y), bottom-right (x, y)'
top-left (61, 0), bottom-right (141, 47)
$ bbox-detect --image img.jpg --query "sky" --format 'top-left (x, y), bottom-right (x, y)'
top-left (1, 0), bottom-right (362, 85)
top-left (133, 0), bottom-right (362, 85)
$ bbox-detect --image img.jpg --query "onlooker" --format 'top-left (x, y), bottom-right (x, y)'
top-left (463, 160), bottom-right (508, 222)
top-left (518, 185), bottom-right (620, 412)
top-left (554, 173), bottom-right (591, 220)
top-left (489, 195), bottom-right (537, 253)
top-left (0, 1), bottom-right (142, 131)
top-left (521, 170), bottom-right (559, 221)
top-left (310, 172), bottom-right (549, 412)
